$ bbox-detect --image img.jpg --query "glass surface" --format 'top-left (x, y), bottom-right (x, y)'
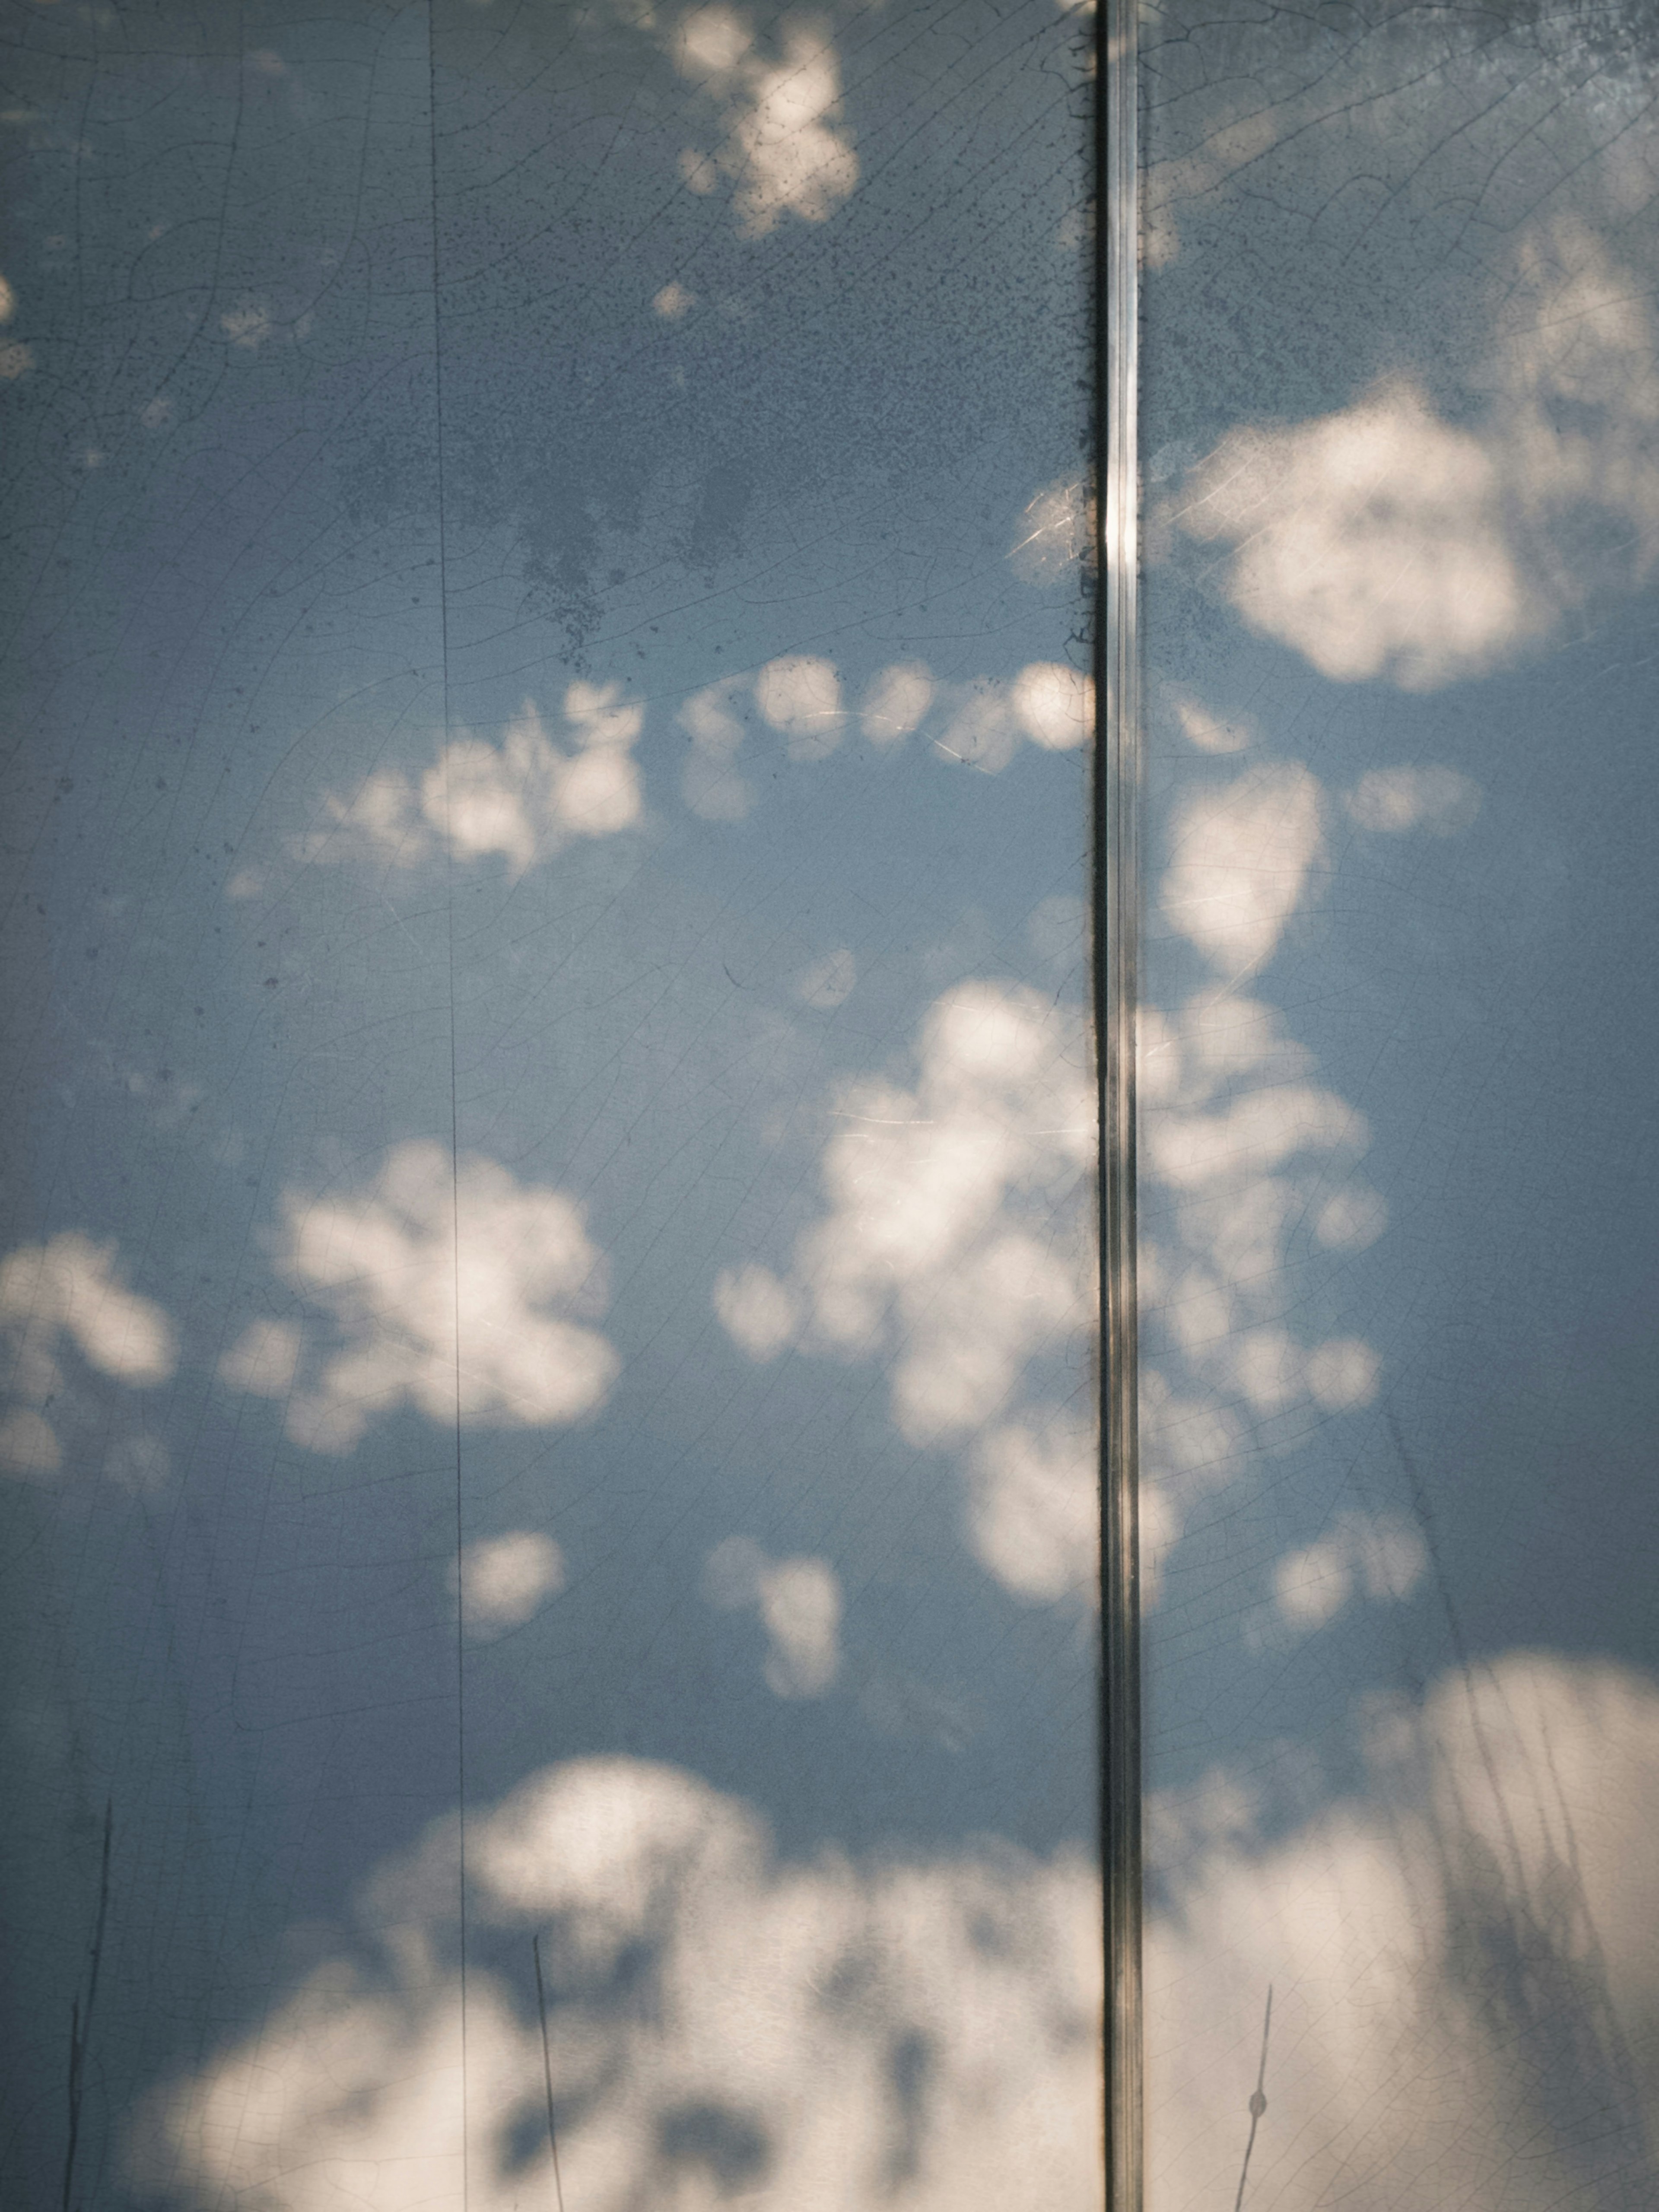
top-left (1140, 7), bottom-right (1659, 2207)
top-left (0, 7), bottom-right (1101, 2207)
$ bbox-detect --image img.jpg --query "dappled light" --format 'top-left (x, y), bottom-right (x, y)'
top-left (1147, 1654), bottom-right (1659, 2210)
top-left (130, 1754), bottom-right (1102, 2211)
top-left (1164, 220), bottom-right (1659, 689)
top-left (672, 8), bottom-right (860, 237)
top-left (453, 1532), bottom-right (567, 1641)
top-left (220, 1142), bottom-right (619, 1453)
top-left (703, 1537), bottom-right (844, 1697)
top-left (714, 981), bottom-right (1095, 1605)
top-left (679, 653), bottom-right (1091, 820)
top-left (293, 686), bottom-right (643, 879)
top-left (1158, 762), bottom-right (1323, 978)
top-left (0, 1233), bottom-right (177, 1481)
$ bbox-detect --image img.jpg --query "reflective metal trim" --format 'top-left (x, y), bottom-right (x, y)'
top-left (1096, 2), bottom-right (1142, 2208)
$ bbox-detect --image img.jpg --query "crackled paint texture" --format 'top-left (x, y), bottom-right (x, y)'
top-left (0, 4), bottom-right (1102, 2208)
top-left (10, 3), bottom-right (1659, 2209)
top-left (1142, 6), bottom-right (1659, 2208)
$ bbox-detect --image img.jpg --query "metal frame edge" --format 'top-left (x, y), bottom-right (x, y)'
top-left (1095, 1), bottom-right (1143, 2208)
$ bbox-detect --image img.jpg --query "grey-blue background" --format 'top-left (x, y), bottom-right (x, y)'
top-left (0, 5), bottom-right (1096, 2203)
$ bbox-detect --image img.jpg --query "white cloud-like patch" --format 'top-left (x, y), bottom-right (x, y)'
top-left (702, 1536), bottom-right (842, 1697)
top-left (723, 982), bottom-right (1093, 1447)
top-left (1158, 762), bottom-right (1324, 977)
top-left (1269, 1509), bottom-right (1426, 1635)
top-left (1312, 1182), bottom-right (1388, 1252)
top-left (221, 1142), bottom-right (619, 1454)
top-left (452, 1531), bottom-right (566, 1640)
top-left (795, 948), bottom-right (857, 1008)
top-left (217, 1316), bottom-right (302, 1397)
top-left (0, 1233), bottom-right (178, 1481)
top-left (0, 269), bottom-right (32, 378)
top-left (1161, 684), bottom-right (1252, 755)
top-left (754, 653), bottom-right (845, 761)
top-left (1166, 220), bottom-right (1659, 690)
top-left (1147, 1653), bottom-right (1659, 2210)
top-left (1137, 988), bottom-right (1386, 1573)
top-left (712, 1261), bottom-right (800, 1360)
top-left (933, 667), bottom-right (1094, 774)
top-left (679, 674), bottom-right (756, 821)
top-left (296, 685), bottom-right (644, 878)
top-left (1176, 379), bottom-right (1522, 688)
top-left (713, 984), bottom-right (1095, 1606)
top-left (930, 681), bottom-right (1024, 776)
top-left (679, 657), bottom-right (1085, 814)
top-left (652, 279), bottom-right (694, 318)
top-left (859, 661), bottom-right (934, 745)
top-left (673, 9), bottom-right (859, 237)
top-left (1344, 763), bottom-right (1481, 834)
top-left (967, 1417), bottom-right (1097, 1605)
top-left (128, 1754), bottom-right (1101, 2211)
top-left (1009, 663), bottom-right (1091, 753)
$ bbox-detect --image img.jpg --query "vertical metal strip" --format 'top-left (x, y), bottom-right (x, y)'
top-left (1096, 2), bottom-right (1142, 2209)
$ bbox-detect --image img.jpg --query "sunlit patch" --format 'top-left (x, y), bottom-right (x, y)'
top-left (933, 666), bottom-right (1093, 771)
top-left (672, 10), bottom-right (859, 238)
top-left (129, 1754), bottom-right (1101, 2210)
top-left (0, 1406), bottom-right (60, 1479)
top-left (1162, 685), bottom-right (1252, 755)
top-left (795, 947), bottom-right (856, 1008)
top-left (452, 1531), bottom-right (566, 1640)
top-left (1165, 220), bottom-right (1659, 690)
top-left (1344, 763), bottom-right (1481, 834)
top-left (1147, 1653), bottom-right (1659, 2208)
top-left (754, 652), bottom-right (845, 761)
top-left (713, 982), bottom-right (1095, 1604)
top-left (712, 1261), bottom-right (799, 1360)
top-left (859, 661), bottom-right (934, 745)
top-left (652, 279), bottom-right (695, 318)
top-left (294, 684), bottom-right (645, 879)
top-left (680, 655), bottom-right (1081, 810)
top-left (1142, 107), bottom-right (1278, 270)
top-left (679, 674), bottom-right (755, 821)
top-left (702, 1536), bottom-right (842, 1697)
top-left (1313, 1184), bottom-right (1388, 1252)
top-left (0, 1232), bottom-right (178, 1482)
top-left (1268, 1510), bottom-right (1426, 1636)
top-left (0, 269), bottom-right (31, 377)
top-left (1009, 663), bottom-right (1091, 751)
top-left (223, 1143), bottom-right (619, 1455)
top-left (966, 1417), bottom-right (1096, 1604)
top-left (1137, 981), bottom-right (1385, 1579)
top-left (1158, 762), bottom-right (1324, 977)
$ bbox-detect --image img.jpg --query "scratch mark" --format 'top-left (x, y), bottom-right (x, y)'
top-left (1231, 1983), bottom-right (1271, 2212)
top-left (533, 1933), bottom-right (569, 2212)
top-left (60, 1798), bottom-right (113, 2212)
